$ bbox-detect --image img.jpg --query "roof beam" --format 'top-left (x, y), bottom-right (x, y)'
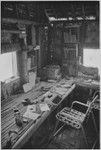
top-left (2, 18), bottom-right (36, 25)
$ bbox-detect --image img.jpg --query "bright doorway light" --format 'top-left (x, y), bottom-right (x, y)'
top-left (0, 52), bottom-right (18, 82)
top-left (83, 49), bottom-right (101, 71)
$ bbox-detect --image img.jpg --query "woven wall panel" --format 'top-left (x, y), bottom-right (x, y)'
top-left (1, 43), bottom-right (21, 53)
top-left (84, 22), bottom-right (99, 49)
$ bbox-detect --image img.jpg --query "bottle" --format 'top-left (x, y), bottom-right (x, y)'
top-left (13, 107), bottom-right (23, 126)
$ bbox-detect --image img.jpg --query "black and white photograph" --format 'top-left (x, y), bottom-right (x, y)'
top-left (0, 1), bottom-right (100, 149)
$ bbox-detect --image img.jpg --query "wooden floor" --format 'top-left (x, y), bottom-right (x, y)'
top-left (21, 100), bottom-right (100, 149)
top-left (34, 112), bottom-right (100, 149)
top-left (22, 115), bottom-right (99, 149)
top-left (47, 127), bottom-right (93, 149)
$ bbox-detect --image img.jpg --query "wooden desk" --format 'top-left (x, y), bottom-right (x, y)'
top-left (1, 80), bottom-right (75, 149)
top-left (74, 78), bottom-right (100, 90)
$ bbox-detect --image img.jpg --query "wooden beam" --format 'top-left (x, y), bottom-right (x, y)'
top-left (2, 18), bottom-right (37, 25)
top-left (2, 30), bottom-right (21, 34)
top-left (2, 18), bottom-right (48, 26)
top-left (51, 19), bottom-right (97, 24)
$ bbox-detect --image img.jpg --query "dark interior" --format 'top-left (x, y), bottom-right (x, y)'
top-left (1, 1), bottom-right (100, 149)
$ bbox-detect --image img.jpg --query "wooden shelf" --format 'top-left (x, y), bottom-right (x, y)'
top-left (2, 30), bottom-right (21, 34)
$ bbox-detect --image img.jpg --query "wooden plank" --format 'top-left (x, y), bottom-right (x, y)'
top-left (2, 30), bottom-right (21, 34)
top-left (74, 81), bottom-right (100, 89)
top-left (2, 18), bottom-right (36, 25)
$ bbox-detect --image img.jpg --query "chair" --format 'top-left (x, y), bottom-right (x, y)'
top-left (53, 94), bottom-right (98, 148)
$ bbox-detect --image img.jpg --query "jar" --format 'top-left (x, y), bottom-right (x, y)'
top-left (13, 107), bottom-right (23, 126)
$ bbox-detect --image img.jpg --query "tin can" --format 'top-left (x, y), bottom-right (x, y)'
top-left (13, 107), bottom-right (23, 126)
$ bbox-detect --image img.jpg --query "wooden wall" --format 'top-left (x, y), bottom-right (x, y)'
top-left (1, 24), bottom-right (34, 99)
top-left (1, 19), bottom-right (99, 99)
top-left (84, 21), bottom-right (99, 49)
top-left (48, 21), bottom-right (99, 66)
top-left (47, 25), bottom-right (63, 66)
top-left (1, 23), bottom-right (49, 99)
top-left (35, 25), bottom-right (49, 78)
top-left (39, 26), bottom-right (48, 67)
top-left (79, 21), bottom-right (99, 64)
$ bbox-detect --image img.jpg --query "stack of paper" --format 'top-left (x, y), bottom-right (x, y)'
top-left (23, 111), bottom-right (40, 120)
top-left (23, 105), bottom-right (40, 120)
top-left (39, 103), bottom-right (50, 112)
top-left (60, 83), bottom-right (71, 88)
top-left (54, 87), bottom-right (67, 96)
